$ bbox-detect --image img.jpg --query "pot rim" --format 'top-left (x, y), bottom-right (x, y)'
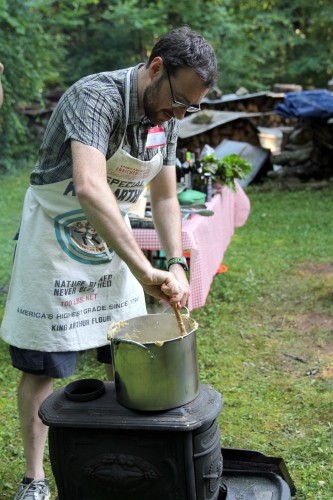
top-left (107, 312), bottom-right (198, 346)
top-left (111, 328), bottom-right (196, 346)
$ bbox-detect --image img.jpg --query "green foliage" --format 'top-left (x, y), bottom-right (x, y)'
top-left (201, 153), bottom-right (252, 191)
top-left (43, 0), bottom-right (226, 86)
top-left (284, 0), bottom-right (333, 87)
top-left (220, 0), bottom-right (333, 91)
top-left (0, 169), bottom-right (29, 309)
top-left (0, 0), bottom-right (64, 171)
top-left (1, 0), bottom-right (332, 172)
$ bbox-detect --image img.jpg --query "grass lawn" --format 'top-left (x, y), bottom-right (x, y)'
top-left (0, 170), bottom-right (332, 499)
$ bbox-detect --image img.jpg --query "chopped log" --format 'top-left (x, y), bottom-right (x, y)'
top-left (288, 127), bottom-right (313, 145)
top-left (311, 122), bottom-right (333, 150)
top-left (268, 163), bottom-right (318, 179)
top-left (272, 146), bottom-right (313, 166)
top-left (178, 117), bottom-right (260, 152)
top-left (284, 140), bottom-right (313, 152)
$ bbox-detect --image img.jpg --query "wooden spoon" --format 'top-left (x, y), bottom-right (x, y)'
top-left (173, 304), bottom-right (186, 336)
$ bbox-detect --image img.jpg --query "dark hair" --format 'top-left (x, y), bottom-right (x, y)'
top-left (146, 26), bottom-right (218, 88)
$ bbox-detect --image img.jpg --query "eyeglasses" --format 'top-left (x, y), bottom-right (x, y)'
top-left (165, 68), bottom-right (201, 113)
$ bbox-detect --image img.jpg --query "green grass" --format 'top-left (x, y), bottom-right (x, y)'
top-left (0, 172), bottom-right (332, 499)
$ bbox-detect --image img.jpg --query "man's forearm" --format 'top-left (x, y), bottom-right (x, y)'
top-left (72, 141), bottom-right (152, 280)
top-left (149, 165), bottom-right (184, 260)
top-left (151, 195), bottom-right (183, 260)
top-left (151, 191), bottom-right (190, 305)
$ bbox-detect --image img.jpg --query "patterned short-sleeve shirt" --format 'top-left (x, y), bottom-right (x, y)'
top-left (31, 65), bottom-right (179, 185)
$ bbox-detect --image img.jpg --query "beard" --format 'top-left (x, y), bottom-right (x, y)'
top-left (142, 75), bottom-right (170, 125)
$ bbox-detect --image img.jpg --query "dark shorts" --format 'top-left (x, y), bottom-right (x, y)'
top-left (9, 344), bottom-right (112, 379)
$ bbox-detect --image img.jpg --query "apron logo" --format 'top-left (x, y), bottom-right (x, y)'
top-left (54, 210), bottom-right (114, 265)
top-left (69, 221), bottom-right (104, 250)
top-left (108, 168), bottom-right (151, 180)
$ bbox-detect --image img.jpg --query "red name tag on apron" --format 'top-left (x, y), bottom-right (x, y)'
top-left (146, 126), bottom-right (166, 148)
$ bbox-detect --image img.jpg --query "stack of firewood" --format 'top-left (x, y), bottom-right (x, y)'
top-left (178, 117), bottom-right (261, 152)
top-left (268, 120), bottom-right (333, 181)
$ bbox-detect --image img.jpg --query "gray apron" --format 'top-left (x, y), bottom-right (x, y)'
top-left (1, 70), bottom-right (163, 351)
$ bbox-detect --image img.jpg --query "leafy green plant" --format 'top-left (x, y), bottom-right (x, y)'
top-left (201, 153), bottom-right (253, 192)
top-left (0, 0), bottom-right (63, 172)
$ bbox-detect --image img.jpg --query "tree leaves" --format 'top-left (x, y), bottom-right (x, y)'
top-left (1, 0), bottom-right (332, 171)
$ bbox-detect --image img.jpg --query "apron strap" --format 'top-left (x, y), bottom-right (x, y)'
top-left (119, 69), bottom-right (132, 149)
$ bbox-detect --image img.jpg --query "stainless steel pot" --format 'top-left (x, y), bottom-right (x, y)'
top-left (108, 311), bottom-right (199, 411)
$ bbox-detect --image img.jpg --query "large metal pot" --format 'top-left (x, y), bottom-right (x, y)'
top-left (108, 312), bottom-right (199, 411)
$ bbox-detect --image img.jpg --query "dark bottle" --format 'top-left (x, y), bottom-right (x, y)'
top-left (175, 157), bottom-right (184, 183)
top-left (180, 148), bottom-right (190, 189)
top-left (176, 149), bottom-right (186, 183)
top-left (192, 148), bottom-right (204, 192)
top-left (193, 148), bottom-right (203, 172)
top-left (185, 151), bottom-right (193, 189)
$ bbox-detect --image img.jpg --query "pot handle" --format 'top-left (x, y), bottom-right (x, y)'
top-left (112, 338), bottom-right (155, 360)
top-left (182, 305), bottom-right (190, 317)
top-left (112, 338), bottom-right (149, 350)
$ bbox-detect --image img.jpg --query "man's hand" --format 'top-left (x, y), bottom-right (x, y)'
top-left (138, 267), bottom-right (188, 306)
top-left (165, 264), bottom-right (190, 306)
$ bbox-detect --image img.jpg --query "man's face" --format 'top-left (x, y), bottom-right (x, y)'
top-left (143, 67), bottom-right (208, 125)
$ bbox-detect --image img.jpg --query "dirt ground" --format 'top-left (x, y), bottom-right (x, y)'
top-left (278, 262), bottom-right (333, 378)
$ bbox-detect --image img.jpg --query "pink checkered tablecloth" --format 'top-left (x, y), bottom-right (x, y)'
top-left (133, 183), bottom-right (251, 310)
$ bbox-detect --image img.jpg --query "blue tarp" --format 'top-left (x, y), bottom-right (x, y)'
top-left (274, 90), bottom-right (333, 119)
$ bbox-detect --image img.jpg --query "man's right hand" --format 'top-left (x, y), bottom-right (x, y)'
top-left (138, 267), bottom-right (188, 306)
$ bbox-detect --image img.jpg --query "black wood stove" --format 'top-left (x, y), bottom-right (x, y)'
top-left (39, 380), bottom-right (225, 500)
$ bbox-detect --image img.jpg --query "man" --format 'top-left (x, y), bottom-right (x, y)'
top-left (1, 26), bottom-right (218, 499)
